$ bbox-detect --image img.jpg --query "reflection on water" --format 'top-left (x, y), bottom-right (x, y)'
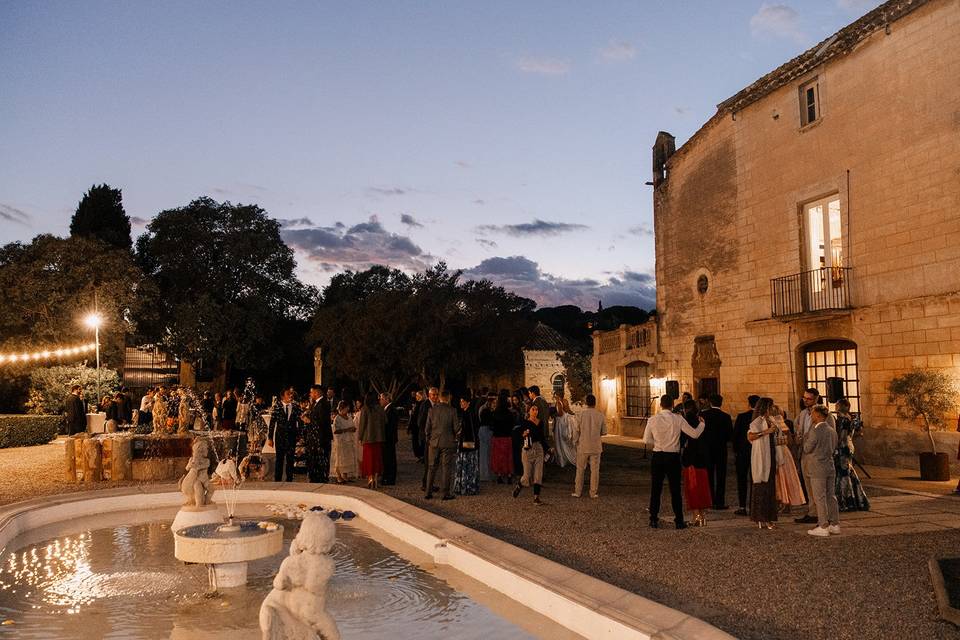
top-left (0, 519), bottom-right (540, 639)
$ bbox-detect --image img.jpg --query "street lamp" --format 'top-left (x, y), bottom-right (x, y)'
top-left (84, 312), bottom-right (103, 410)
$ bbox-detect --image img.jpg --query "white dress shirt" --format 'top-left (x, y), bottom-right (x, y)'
top-left (643, 409), bottom-right (704, 453)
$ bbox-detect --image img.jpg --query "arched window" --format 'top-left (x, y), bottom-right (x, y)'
top-left (803, 340), bottom-right (860, 412)
top-left (625, 361), bottom-right (651, 417)
top-left (551, 374), bottom-right (565, 398)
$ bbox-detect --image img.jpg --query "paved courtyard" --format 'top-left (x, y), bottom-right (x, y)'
top-left (2, 438), bottom-right (960, 639)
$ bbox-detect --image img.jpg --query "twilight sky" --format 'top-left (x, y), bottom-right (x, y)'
top-left (0, 0), bottom-right (881, 309)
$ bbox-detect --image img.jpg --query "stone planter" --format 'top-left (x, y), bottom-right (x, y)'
top-left (920, 451), bottom-right (951, 481)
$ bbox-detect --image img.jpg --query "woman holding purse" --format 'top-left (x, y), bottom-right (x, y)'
top-left (680, 400), bottom-right (712, 526)
top-left (454, 395), bottom-right (480, 495)
top-left (748, 397), bottom-right (779, 529)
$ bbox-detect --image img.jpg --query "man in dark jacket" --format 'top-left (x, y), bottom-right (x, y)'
top-left (419, 387), bottom-right (438, 491)
top-left (424, 390), bottom-right (459, 500)
top-left (64, 384), bottom-right (86, 435)
top-left (269, 387), bottom-right (301, 482)
top-left (380, 392), bottom-right (399, 485)
top-left (733, 395), bottom-right (760, 515)
top-left (701, 393), bottom-right (733, 510)
top-left (408, 390), bottom-right (425, 462)
top-left (304, 384), bottom-right (332, 483)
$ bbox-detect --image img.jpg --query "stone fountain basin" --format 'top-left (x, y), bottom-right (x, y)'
top-left (174, 521), bottom-right (283, 564)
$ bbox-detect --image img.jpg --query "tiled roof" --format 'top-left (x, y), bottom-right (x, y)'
top-left (716, 0), bottom-right (930, 114)
top-left (523, 322), bottom-right (570, 351)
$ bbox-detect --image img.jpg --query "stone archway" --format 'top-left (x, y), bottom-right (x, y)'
top-left (691, 335), bottom-right (721, 398)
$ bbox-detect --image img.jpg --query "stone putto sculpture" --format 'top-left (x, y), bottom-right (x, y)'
top-left (260, 512), bottom-right (340, 640)
top-left (179, 438), bottom-right (213, 507)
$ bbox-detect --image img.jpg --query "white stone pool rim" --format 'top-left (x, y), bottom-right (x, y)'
top-left (0, 483), bottom-right (735, 640)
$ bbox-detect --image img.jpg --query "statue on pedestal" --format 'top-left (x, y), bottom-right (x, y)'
top-left (260, 512), bottom-right (340, 640)
top-left (179, 438), bottom-right (213, 507)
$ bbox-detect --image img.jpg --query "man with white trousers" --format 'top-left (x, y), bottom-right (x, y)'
top-left (571, 394), bottom-right (606, 498)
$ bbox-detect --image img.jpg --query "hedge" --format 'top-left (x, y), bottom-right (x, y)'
top-left (0, 415), bottom-right (60, 448)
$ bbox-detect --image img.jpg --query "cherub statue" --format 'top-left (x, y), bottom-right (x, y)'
top-left (260, 513), bottom-right (340, 640)
top-left (178, 438), bottom-right (213, 507)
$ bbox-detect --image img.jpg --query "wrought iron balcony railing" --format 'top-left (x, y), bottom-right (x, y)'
top-left (771, 267), bottom-right (852, 318)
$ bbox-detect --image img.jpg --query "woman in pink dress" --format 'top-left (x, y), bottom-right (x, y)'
top-left (771, 405), bottom-right (805, 511)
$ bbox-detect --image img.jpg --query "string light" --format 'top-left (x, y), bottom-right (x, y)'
top-left (0, 342), bottom-right (96, 365)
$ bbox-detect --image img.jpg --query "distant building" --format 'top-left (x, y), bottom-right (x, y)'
top-left (591, 320), bottom-right (658, 436)
top-left (523, 322), bottom-right (571, 398)
top-left (596, 0), bottom-right (960, 468)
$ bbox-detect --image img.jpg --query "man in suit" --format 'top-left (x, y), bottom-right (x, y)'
top-left (64, 384), bottom-right (86, 435)
top-left (804, 405), bottom-right (840, 537)
top-left (408, 390), bottom-right (425, 462)
top-left (733, 395), bottom-right (760, 515)
top-left (527, 386), bottom-right (550, 432)
top-left (269, 387), bottom-right (301, 482)
top-left (380, 392), bottom-right (399, 485)
top-left (424, 390), bottom-right (459, 500)
top-left (419, 387), bottom-right (439, 491)
top-left (701, 393), bottom-right (733, 510)
top-left (304, 384), bottom-right (332, 483)
top-left (795, 388), bottom-right (837, 524)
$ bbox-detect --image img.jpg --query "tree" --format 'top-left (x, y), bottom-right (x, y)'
top-left (887, 368), bottom-right (959, 454)
top-left (135, 197), bottom-right (316, 374)
top-left (558, 347), bottom-right (592, 403)
top-left (70, 184), bottom-right (132, 249)
top-left (25, 364), bottom-right (120, 415)
top-left (0, 234), bottom-right (143, 369)
top-left (310, 263), bottom-right (535, 397)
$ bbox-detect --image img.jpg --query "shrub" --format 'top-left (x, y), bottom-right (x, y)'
top-left (888, 368), bottom-right (959, 454)
top-left (25, 364), bottom-right (119, 416)
top-left (0, 415), bottom-right (60, 448)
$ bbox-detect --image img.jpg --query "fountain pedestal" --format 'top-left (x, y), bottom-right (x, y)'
top-left (172, 504), bottom-right (223, 533)
top-left (174, 521), bottom-right (283, 590)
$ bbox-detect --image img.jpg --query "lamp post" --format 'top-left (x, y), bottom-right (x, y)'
top-left (84, 312), bottom-right (103, 410)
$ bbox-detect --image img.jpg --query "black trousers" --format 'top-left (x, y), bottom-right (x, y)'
top-left (382, 440), bottom-right (397, 484)
top-left (708, 444), bottom-right (728, 507)
top-left (306, 443), bottom-right (330, 483)
top-left (425, 446), bottom-right (456, 497)
top-left (735, 449), bottom-right (751, 509)
top-left (650, 451), bottom-right (683, 524)
top-left (411, 427), bottom-right (424, 460)
top-left (274, 429), bottom-right (296, 482)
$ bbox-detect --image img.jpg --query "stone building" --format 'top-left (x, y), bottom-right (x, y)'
top-left (591, 320), bottom-right (659, 437)
top-left (597, 0), bottom-right (960, 468)
top-left (523, 323), bottom-right (571, 398)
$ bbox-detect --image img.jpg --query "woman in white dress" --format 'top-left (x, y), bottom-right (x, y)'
top-left (330, 401), bottom-right (358, 482)
top-left (552, 393), bottom-right (577, 468)
top-left (352, 398), bottom-right (364, 468)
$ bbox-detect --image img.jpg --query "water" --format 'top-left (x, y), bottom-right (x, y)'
top-left (0, 509), bottom-right (576, 639)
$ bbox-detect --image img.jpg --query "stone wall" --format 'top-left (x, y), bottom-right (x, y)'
top-left (523, 350), bottom-right (568, 399)
top-left (650, 0), bottom-right (960, 469)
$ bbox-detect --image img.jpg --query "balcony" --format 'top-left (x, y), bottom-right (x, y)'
top-left (770, 267), bottom-right (852, 318)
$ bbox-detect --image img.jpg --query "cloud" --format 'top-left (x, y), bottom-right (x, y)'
top-left (277, 217), bottom-right (315, 228)
top-left (516, 56), bottom-right (571, 75)
top-left (400, 213), bottom-right (424, 228)
top-left (476, 238), bottom-right (498, 249)
top-left (473, 199), bottom-right (486, 206)
top-left (673, 106), bottom-right (690, 115)
top-left (600, 40), bottom-right (637, 62)
top-left (750, 4), bottom-right (804, 43)
top-left (0, 203), bottom-right (30, 225)
top-left (464, 256), bottom-right (655, 309)
top-left (455, 161), bottom-right (471, 169)
top-left (281, 215), bottom-right (432, 272)
top-left (130, 216), bottom-right (150, 226)
top-left (366, 187), bottom-right (410, 197)
top-left (627, 224), bottom-right (654, 237)
top-left (476, 218), bottom-right (589, 237)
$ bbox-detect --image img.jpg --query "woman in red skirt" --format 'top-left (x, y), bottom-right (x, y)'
top-left (681, 400), bottom-right (712, 526)
top-left (358, 391), bottom-right (386, 489)
top-left (489, 393), bottom-right (515, 483)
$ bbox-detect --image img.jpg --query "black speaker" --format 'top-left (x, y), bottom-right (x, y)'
top-left (826, 377), bottom-right (845, 403)
top-left (665, 380), bottom-right (680, 399)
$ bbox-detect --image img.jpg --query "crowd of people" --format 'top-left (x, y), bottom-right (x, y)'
top-left (643, 387), bottom-right (869, 536)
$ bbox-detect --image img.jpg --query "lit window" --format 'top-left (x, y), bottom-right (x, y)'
top-left (799, 78), bottom-right (820, 126)
top-left (625, 361), bottom-right (651, 417)
top-left (804, 340), bottom-right (860, 413)
top-left (551, 374), bottom-right (565, 398)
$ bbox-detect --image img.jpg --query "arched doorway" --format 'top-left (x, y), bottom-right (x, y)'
top-left (692, 335), bottom-right (721, 398)
top-left (803, 339), bottom-right (860, 412)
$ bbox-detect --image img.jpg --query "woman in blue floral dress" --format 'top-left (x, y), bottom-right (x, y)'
top-left (834, 398), bottom-right (869, 511)
top-left (454, 396), bottom-right (480, 495)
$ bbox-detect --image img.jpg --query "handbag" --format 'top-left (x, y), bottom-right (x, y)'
top-left (461, 441), bottom-right (476, 450)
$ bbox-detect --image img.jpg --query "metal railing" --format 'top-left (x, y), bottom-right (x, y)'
top-left (771, 267), bottom-right (851, 317)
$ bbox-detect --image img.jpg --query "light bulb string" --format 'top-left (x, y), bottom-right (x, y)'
top-left (0, 342), bottom-right (97, 365)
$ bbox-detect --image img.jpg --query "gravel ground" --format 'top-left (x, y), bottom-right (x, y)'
top-left (378, 442), bottom-right (960, 640)
top-left (3, 439), bottom-right (959, 639)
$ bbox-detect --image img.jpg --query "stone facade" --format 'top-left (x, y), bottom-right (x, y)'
top-left (591, 321), bottom-right (658, 437)
top-left (598, 0), bottom-right (960, 469)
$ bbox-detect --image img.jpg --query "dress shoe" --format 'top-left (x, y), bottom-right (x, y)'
top-left (423, 493), bottom-right (433, 500)
top-left (794, 515), bottom-right (818, 524)
top-left (441, 495), bottom-right (455, 501)
top-left (734, 508), bottom-right (748, 516)
top-left (649, 520), bottom-right (659, 529)
top-left (675, 521), bottom-right (687, 530)
top-left (512, 485), bottom-right (522, 499)
top-left (713, 505), bottom-right (729, 510)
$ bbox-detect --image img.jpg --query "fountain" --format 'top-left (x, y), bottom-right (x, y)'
top-left (171, 438), bottom-right (222, 532)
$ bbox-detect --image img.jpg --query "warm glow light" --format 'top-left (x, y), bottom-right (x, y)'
top-left (83, 313), bottom-right (103, 329)
top-left (0, 343), bottom-right (95, 366)
top-left (649, 377), bottom-right (667, 395)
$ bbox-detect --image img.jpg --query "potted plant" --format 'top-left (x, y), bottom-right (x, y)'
top-left (888, 368), bottom-right (959, 481)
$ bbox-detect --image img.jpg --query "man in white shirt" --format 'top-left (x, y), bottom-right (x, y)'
top-left (644, 394), bottom-right (705, 529)
top-left (794, 387), bottom-right (837, 524)
top-left (571, 393), bottom-right (606, 499)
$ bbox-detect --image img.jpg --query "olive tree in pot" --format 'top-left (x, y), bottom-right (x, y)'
top-left (887, 368), bottom-right (958, 481)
